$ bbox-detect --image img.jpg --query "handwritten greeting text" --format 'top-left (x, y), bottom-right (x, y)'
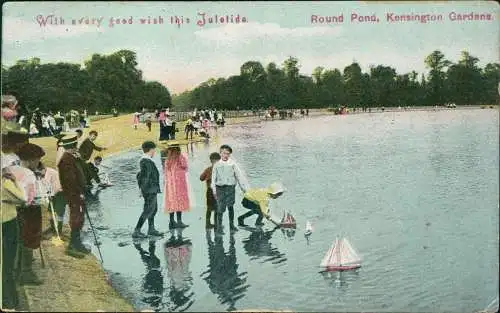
top-left (35, 12), bottom-right (249, 29)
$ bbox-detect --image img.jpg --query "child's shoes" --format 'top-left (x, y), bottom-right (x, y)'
top-left (132, 229), bottom-right (148, 239)
top-left (148, 229), bottom-right (164, 237)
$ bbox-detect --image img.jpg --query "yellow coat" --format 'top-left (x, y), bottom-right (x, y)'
top-left (2, 177), bottom-right (25, 223)
top-left (243, 188), bottom-right (272, 216)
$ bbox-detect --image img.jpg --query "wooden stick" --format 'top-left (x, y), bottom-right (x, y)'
top-left (39, 247), bottom-right (45, 268)
top-left (266, 216), bottom-right (281, 227)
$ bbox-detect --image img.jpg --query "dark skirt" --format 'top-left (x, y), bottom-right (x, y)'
top-left (17, 205), bottom-right (42, 249)
top-left (159, 123), bottom-right (169, 140)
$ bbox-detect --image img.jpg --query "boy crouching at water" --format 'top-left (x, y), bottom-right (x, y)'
top-left (200, 152), bottom-right (221, 229)
top-left (211, 144), bottom-right (249, 234)
top-left (88, 156), bottom-right (113, 187)
top-left (134, 141), bottom-right (163, 238)
top-left (238, 183), bottom-right (285, 227)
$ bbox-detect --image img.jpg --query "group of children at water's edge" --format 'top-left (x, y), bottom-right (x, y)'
top-left (133, 141), bottom-right (285, 239)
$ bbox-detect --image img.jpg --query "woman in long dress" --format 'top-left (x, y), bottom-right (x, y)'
top-left (163, 143), bottom-right (190, 229)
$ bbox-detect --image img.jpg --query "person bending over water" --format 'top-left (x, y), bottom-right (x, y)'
top-left (238, 182), bottom-right (285, 227)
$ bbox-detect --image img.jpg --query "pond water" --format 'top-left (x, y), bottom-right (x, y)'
top-left (83, 109), bottom-right (499, 312)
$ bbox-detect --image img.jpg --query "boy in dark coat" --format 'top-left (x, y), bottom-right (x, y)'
top-left (199, 152), bottom-right (221, 229)
top-left (57, 135), bottom-right (90, 258)
top-left (134, 141), bottom-right (163, 238)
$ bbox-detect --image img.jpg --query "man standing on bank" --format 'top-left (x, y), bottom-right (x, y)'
top-left (58, 135), bottom-right (91, 257)
top-left (78, 130), bottom-right (107, 187)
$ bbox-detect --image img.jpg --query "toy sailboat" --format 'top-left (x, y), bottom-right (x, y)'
top-left (304, 221), bottom-right (313, 236)
top-left (320, 237), bottom-right (361, 272)
top-left (280, 211), bottom-right (296, 228)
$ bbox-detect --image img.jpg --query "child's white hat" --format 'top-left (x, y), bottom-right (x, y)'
top-left (269, 182), bottom-right (285, 195)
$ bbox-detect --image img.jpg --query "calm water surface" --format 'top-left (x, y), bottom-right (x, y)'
top-left (83, 109), bottom-right (499, 312)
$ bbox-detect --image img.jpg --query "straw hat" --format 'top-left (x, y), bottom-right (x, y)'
top-left (2, 95), bottom-right (18, 106)
top-left (58, 135), bottom-right (78, 147)
top-left (268, 182), bottom-right (285, 195)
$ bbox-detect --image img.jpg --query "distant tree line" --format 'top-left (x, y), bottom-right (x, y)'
top-left (172, 50), bottom-right (500, 111)
top-left (1, 50), bottom-right (172, 116)
top-left (2, 49), bottom-right (498, 116)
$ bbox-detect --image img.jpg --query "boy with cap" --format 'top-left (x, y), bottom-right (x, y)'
top-left (237, 183), bottom-right (285, 227)
top-left (134, 141), bottom-right (163, 238)
top-left (10, 143), bottom-right (47, 285)
top-left (58, 135), bottom-right (91, 257)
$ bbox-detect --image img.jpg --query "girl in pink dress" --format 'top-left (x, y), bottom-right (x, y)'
top-left (163, 143), bottom-right (190, 229)
top-left (133, 112), bottom-right (140, 129)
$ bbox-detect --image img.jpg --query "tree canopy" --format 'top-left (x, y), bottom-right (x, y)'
top-left (2, 50), bottom-right (172, 114)
top-left (172, 50), bottom-right (500, 110)
top-left (2, 49), bottom-right (498, 114)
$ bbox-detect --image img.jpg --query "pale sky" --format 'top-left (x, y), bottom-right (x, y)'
top-left (2, 1), bottom-right (499, 94)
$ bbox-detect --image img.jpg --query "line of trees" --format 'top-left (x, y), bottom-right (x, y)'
top-left (2, 49), bottom-right (498, 115)
top-left (1, 50), bottom-right (172, 115)
top-left (172, 50), bottom-right (500, 111)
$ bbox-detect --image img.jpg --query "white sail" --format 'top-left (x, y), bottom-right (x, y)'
top-left (340, 238), bottom-right (362, 265)
top-left (320, 238), bottom-right (338, 267)
top-left (305, 221), bottom-right (313, 232)
top-left (320, 238), bottom-right (361, 268)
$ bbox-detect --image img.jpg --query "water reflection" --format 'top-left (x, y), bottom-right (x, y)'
top-left (163, 229), bottom-right (195, 312)
top-left (321, 269), bottom-right (360, 290)
top-left (201, 232), bottom-right (250, 311)
top-left (241, 226), bottom-right (287, 265)
top-left (134, 239), bottom-right (164, 310)
top-left (280, 228), bottom-right (296, 241)
top-left (186, 142), bottom-right (195, 157)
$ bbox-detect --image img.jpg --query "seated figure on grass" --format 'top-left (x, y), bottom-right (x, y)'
top-left (238, 182), bottom-right (285, 227)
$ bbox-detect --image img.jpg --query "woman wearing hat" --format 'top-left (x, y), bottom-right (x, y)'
top-left (1, 119), bottom-right (29, 166)
top-left (57, 135), bottom-right (91, 257)
top-left (9, 143), bottom-right (47, 286)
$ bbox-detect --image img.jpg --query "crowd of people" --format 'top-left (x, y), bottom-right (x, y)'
top-left (1, 96), bottom-right (94, 138)
top-left (1, 95), bottom-right (116, 310)
top-left (131, 107), bottom-right (226, 142)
